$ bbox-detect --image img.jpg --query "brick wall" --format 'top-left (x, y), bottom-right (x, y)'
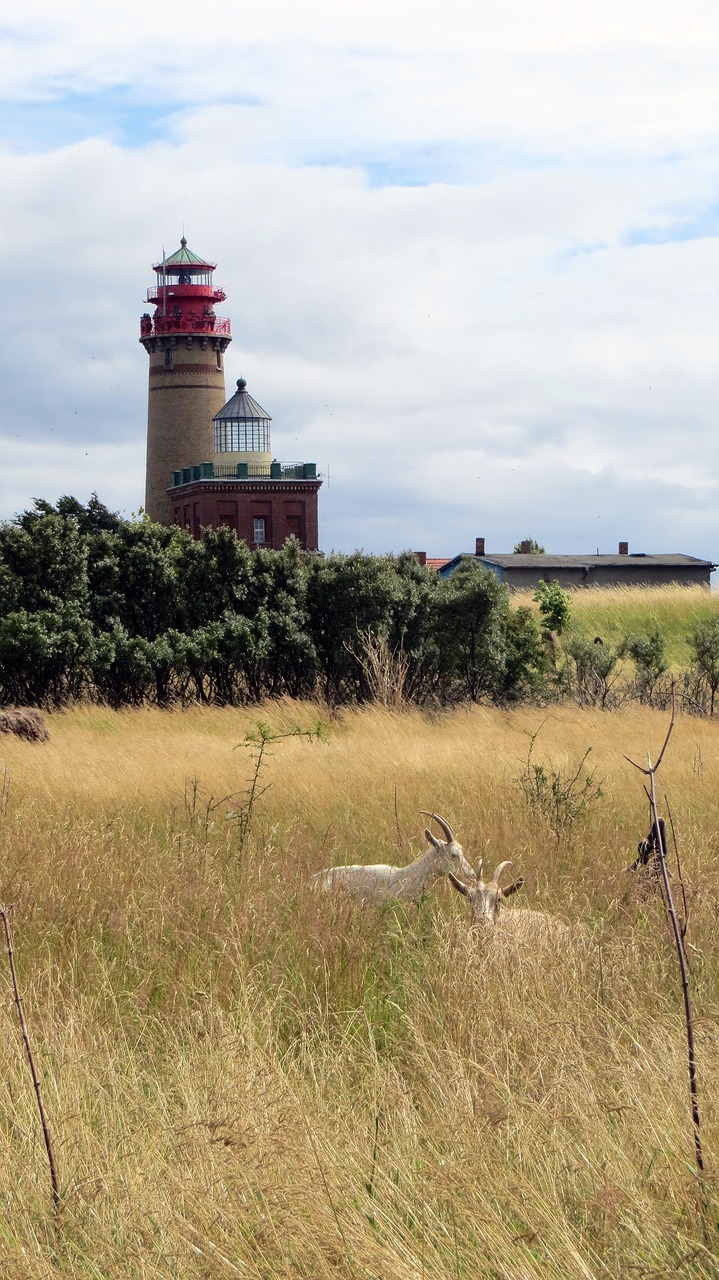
top-left (171, 479), bottom-right (322, 550)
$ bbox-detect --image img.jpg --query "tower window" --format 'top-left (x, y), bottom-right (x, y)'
top-left (253, 517), bottom-right (266, 544)
top-left (216, 348), bottom-right (223, 370)
top-left (164, 347), bottom-right (173, 370)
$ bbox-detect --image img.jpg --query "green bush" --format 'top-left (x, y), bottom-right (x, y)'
top-left (533, 579), bottom-right (571, 635)
top-left (689, 616), bottom-right (719, 716)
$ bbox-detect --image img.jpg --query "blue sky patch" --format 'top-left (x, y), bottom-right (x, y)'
top-left (1, 88), bottom-right (178, 152)
top-left (624, 205), bottom-right (719, 247)
top-left (311, 140), bottom-right (551, 188)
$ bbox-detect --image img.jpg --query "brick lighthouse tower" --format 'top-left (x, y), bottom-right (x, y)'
top-left (140, 238), bottom-right (322, 548)
top-left (140, 239), bottom-right (232, 523)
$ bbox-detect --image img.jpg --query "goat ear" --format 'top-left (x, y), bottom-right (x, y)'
top-left (502, 877), bottom-right (524, 898)
top-left (447, 872), bottom-right (472, 898)
top-left (425, 828), bottom-right (440, 850)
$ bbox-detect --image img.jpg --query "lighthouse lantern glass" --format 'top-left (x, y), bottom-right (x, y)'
top-left (215, 416), bottom-right (271, 453)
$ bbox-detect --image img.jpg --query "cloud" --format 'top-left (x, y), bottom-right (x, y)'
top-left (1, 4), bottom-right (719, 563)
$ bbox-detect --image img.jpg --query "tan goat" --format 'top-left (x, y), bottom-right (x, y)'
top-left (448, 858), bottom-right (572, 946)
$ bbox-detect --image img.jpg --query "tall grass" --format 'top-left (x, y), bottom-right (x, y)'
top-left (0, 701), bottom-right (718, 1276)
top-left (513, 584), bottom-right (719, 669)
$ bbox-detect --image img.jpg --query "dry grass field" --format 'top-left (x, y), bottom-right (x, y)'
top-left (513, 584), bottom-right (719, 669)
top-left (1, 700), bottom-right (719, 1277)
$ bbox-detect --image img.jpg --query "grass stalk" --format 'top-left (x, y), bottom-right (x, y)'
top-left (0, 904), bottom-right (60, 1218)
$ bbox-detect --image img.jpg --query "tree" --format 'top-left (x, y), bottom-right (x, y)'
top-left (244, 542), bottom-right (317, 698)
top-left (689, 616), bottom-right (719, 716)
top-left (500, 606), bottom-right (547, 702)
top-left (306, 552), bottom-right (408, 702)
top-left (533, 579), bottom-right (571, 636)
top-left (564, 633), bottom-right (619, 708)
top-left (377, 551), bottom-right (441, 704)
top-left (0, 511), bottom-right (90, 614)
top-left (172, 523), bottom-right (252, 630)
top-left (112, 521), bottom-right (182, 639)
top-left (35, 493), bottom-right (122, 535)
top-left (0, 605), bottom-right (94, 706)
top-left (621, 626), bottom-right (668, 703)
top-left (433, 561), bottom-right (508, 702)
top-left (514, 538), bottom-right (545, 554)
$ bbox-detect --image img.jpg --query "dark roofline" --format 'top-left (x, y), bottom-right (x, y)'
top-left (439, 552), bottom-right (717, 573)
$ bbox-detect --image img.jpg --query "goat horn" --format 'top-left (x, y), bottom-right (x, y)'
top-left (475, 858), bottom-right (484, 880)
top-left (419, 812), bottom-right (454, 842)
top-left (493, 860), bottom-right (513, 883)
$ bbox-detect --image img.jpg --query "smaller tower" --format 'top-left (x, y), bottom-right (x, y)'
top-left (140, 239), bottom-right (232, 524)
top-left (169, 375), bottom-right (321, 548)
top-left (213, 378), bottom-right (272, 468)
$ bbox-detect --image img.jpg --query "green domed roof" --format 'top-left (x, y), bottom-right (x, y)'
top-left (155, 237), bottom-right (215, 270)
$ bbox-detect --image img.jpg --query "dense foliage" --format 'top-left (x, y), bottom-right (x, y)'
top-left (1, 496), bottom-right (717, 712)
top-left (0, 497), bottom-right (547, 708)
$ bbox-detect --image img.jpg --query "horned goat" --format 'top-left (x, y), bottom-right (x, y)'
top-left (309, 813), bottom-right (475, 902)
top-left (448, 858), bottom-right (573, 946)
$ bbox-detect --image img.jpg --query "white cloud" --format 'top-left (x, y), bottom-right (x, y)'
top-left (1, 3), bottom-right (719, 562)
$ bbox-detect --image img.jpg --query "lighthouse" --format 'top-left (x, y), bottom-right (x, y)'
top-left (140, 239), bottom-right (232, 524)
top-left (140, 238), bottom-right (322, 547)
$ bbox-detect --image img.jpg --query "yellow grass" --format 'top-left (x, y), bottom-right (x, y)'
top-left (512, 584), bottom-right (719, 668)
top-left (1, 701), bottom-right (719, 1277)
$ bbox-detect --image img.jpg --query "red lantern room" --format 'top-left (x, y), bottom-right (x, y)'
top-left (139, 238), bottom-right (232, 341)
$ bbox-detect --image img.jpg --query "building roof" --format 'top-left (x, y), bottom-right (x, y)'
top-left (426, 557), bottom-right (451, 571)
top-left (155, 237), bottom-right (215, 270)
top-left (481, 553), bottom-right (716, 570)
top-left (213, 379), bottom-right (272, 423)
top-left (441, 551), bottom-right (717, 574)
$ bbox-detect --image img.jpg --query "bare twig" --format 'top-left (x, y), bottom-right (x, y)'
top-left (625, 687), bottom-right (704, 1178)
top-left (665, 796), bottom-right (689, 943)
top-left (393, 784), bottom-right (403, 853)
top-left (231, 721), bottom-right (324, 855)
top-left (0, 904), bottom-right (60, 1215)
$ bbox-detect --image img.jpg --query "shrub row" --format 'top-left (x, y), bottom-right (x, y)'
top-left (0, 497), bottom-right (546, 707)
top-left (1, 496), bottom-right (717, 712)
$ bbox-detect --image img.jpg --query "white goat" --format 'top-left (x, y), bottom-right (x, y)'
top-left (448, 858), bottom-right (573, 946)
top-left (309, 813), bottom-right (476, 902)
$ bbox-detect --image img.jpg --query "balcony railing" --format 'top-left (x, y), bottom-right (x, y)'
top-left (170, 461), bottom-right (319, 487)
top-left (140, 314), bottom-right (232, 338)
top-left (146, 285), bottom-right (226, 303)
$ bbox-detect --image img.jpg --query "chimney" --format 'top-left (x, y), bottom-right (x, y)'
top-left (519, 539), bottom-right (531, 554)
top-left (618, 541), bottom-right (629, 556)
top-left (475, 537), bottom-right (485, 557)
top-left (415, 551), bottom-right (427, 567)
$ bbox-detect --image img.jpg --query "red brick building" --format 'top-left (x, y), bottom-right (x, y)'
top-left (170, 476), bottom-right (320, 547)
top-left (141, 240), bottom-right (321, 548)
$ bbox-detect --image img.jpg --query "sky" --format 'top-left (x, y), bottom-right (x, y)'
top-left (2, 0), bottom-right (719, 558)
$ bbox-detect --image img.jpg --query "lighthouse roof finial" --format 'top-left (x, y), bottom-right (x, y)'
top-left (213, 378), bottom-right (272, 424)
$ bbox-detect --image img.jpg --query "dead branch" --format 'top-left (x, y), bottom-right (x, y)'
top-left (624, 684), bottom-right (704, 1178)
